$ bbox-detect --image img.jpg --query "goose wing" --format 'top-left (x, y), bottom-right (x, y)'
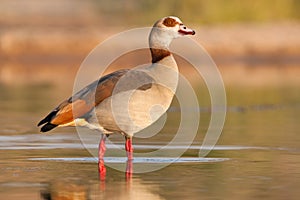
top-left (38, 69), bottom-right (154, 132)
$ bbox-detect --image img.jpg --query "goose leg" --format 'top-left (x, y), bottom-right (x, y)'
top-left (98, 134), bottom-right (107, 181)
top-left (126, 159), bottom-right (133, 180)
top-left (98, 159), bottom-right (106, 181)
top-left (125, 136), bottom-right (133, 160)
top-left (125, 136), bottom-right (133, 178)
top-left (98, 134), bottom-right (107, 160)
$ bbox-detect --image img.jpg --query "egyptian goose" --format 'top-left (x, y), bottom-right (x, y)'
top-left (38, 16), bottom-right (195, 161)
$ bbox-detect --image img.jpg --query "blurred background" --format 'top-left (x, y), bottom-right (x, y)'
top-left (1, 0), bottom-right (300, 87)
top-left (0, 1), bottom-right (299, 199)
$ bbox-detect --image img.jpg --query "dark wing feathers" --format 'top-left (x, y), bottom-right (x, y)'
top-left (40, 123), bottom-right (58, 132)
top-left (37, 109), bottom-right (59, 127)
top-left (38, 69), bottom-right (154, 132)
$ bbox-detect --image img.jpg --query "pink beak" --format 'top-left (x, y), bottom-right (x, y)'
top-left (178, 25), bottom-right (196, 35)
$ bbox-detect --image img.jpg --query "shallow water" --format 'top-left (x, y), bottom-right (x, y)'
top-left (0, 84), bottom-right (299, 200)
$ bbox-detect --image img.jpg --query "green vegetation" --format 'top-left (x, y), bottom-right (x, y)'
top-left (93, 0), bottom-right (300, 25)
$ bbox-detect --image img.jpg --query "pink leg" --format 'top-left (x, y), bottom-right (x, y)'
top-left (125, 137), bottom-right (133, 161)
top-left (126, 159), bottom-right (133, 180)
top-left (98, 159), bottom-right (106, 181)
top-left (98, 134), bottom-right (107, 160)
top-left (98, 135), bottom-right (106, 181)
top-left (125, 137), bottom-right (133, 179)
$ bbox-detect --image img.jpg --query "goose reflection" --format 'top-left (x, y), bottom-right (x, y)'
top-left (41, 168), bottom-right (163, 200)
top-left (98, 159), bottom-right (133, 181)
top-left (40, 178), bottom-right (88, 200)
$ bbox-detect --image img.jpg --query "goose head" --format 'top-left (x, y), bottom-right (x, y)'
top-left (149, 16), bottom-right (195, 50)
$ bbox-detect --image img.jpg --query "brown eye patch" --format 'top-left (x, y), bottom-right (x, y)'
top-left (162, 17), bottom-right (179, 27)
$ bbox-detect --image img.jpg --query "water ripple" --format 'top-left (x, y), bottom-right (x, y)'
top-left (28, 157), bottom-right (230, 163)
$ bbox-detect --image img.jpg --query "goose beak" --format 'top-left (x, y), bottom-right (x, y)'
top-left (178, 24), bottom-right (195, 35)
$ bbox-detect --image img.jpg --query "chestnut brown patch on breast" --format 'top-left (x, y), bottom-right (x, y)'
top-left (150, 48), bottom-right (171, 63)
top-left (163, 17), bottom-right (178, 27)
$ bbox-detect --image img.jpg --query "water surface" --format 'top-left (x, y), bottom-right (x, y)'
top-left (0, 84), bottom-right (299, 200)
